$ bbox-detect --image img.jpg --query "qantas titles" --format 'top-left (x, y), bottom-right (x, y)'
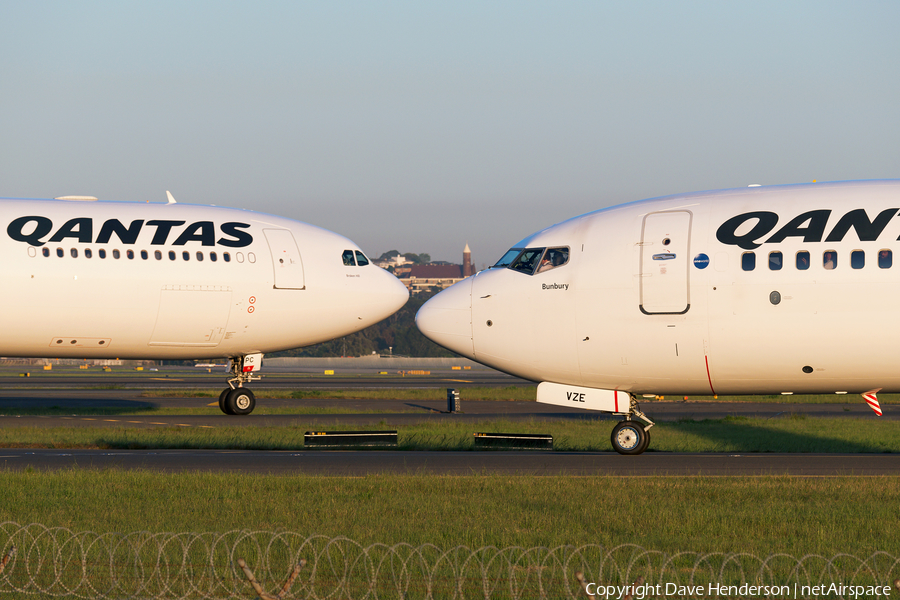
top-left (716, 207), bottom-right (900, 250)
top-left (7, 217), bottom-right (253, 248)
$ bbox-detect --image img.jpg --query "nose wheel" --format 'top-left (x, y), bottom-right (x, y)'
top-left (219, 387), bottom-right (256, 415)
top-left (218, 354), bottom-right (262, 415)
top-left (610, 395), bottom-right (654, 455)
top-left (610, 420), bottom-right (650, 455)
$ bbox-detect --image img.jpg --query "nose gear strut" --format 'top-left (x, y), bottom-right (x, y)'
top-left (610, 395), bottom-right (656, 455)
top-left (218, 354), bottom-right (263, 415)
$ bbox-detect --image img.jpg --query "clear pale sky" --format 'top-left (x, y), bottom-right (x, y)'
top-left (2, 1), bottom-right (898, 265)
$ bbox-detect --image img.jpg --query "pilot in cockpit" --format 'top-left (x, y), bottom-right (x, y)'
top-left (537, 249), bottom-right (566, 273)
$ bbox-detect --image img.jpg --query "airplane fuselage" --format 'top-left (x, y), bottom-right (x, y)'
top-left (417, 180), bottom-right (900, 396)
top-left (2, 197), bottom-right (408, 360)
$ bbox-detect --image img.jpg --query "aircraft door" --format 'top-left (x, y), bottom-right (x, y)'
top-left (264, 229), bottom-right (305, 290)
top-left (639, 211), bottom-right (692, 314)
top-left (150, 286), bottom-right (233, 347)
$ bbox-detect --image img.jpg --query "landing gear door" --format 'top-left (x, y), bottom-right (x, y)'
top-left (264, 229), bottom-right (305, 290)
top-left (639, 211), bottom-right (691, 314)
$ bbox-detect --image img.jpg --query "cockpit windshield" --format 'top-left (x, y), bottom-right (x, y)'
top-left (492, 248), bottom-right (523, 268)
top-left (509, 248), bottom-right (545, 274)
top-left (493, 246), bottom-right (570, 275)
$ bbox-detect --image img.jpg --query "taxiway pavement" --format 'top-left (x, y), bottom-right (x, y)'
top-left (0, 391), bottom-right (892, 429)
top-left (0, 377), bottom-right (894, 476)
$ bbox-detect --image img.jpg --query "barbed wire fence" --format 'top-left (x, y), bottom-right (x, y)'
top-left (0, 522), bottom-right (897, 599)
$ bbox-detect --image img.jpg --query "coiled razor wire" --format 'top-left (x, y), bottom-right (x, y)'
top-left (0, 522), bottom-right (897, 599)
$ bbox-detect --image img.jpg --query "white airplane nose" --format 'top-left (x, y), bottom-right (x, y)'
top-left (415, 278), bottom-right (474, 358)
top-left (375, 268), bottom-right (410, 318)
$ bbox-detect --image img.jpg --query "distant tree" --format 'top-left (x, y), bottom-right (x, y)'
top-left (378, 250), bottom-right (400, 261)
top-left (417, 253), bottom-right (431, 264)
top-left (402, 252), bottom-right (421, 264)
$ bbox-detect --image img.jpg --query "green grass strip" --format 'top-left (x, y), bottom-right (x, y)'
top-left (0, 417), bottom-right (895, 453)
top-left (0, 471), bottom-right (895, 556)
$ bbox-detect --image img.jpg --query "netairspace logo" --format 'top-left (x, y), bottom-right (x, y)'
top-left (585, 581), bottom-right (893, 598)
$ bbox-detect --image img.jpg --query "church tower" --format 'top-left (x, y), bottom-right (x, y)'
top-left (462, 243), bottom-right (474, 277)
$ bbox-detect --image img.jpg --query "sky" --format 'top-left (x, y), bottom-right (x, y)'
top-left (2, 1), bottom-right (898, 266)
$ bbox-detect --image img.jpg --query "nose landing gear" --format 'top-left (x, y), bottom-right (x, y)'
top-left (610, 395), bottom-right (655, 455)
top-left (218, 354), bottom-right (262, 415)
top-left (610, 420), bottom-right (650, 455)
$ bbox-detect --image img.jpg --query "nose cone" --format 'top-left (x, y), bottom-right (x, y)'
top-left (415, 278), bottom-right (474, 358)
top-left (373, 268), bottom-right (410, 320)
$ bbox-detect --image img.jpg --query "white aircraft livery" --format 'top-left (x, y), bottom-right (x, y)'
top-left (416, 180), bottom-right (898, 454)
top-left (3, 193), bottom-right (409, 415)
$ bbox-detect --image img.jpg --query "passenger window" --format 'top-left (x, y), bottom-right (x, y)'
top-left (823, 251), bottom-right (837, 270)
top-left (169, 251), bottom-right (176, 261)
top-left (509, 248), bottom-right (545, 275)
top-left (42, 247), bottom-right (49, 257)
top-left (210, 252), bottom-right (217, 262)
top-left (183, 251), bottom-right (190, 261)
top-left (196, 251), bottom-right (204, 261)
top-left (768, 251), bottom-right (782, 271)
top-left (851, 250), bottom-right (864, 269)
top-left (113, 250), bottom-right (120, 259)
top-left (154, 250), bottom-right (162, 260)
top-left (99, 249), bottom-right (106, 259)
top-left (493, 249), bottom-right (522, 268)
top-left (70, 248), bottom-right (78, 258)
top-left (57, 248), bottom-right (64, 258)
top-left (85, 249), bottom-right (92, 259)
top-left (249, 252), bottom-right (256, 263)
top-left (223, 252), bottom-right (231, 262)
top-left (140, 250), bottom-right (148, 260)
top-left (878, 249), bottom-right (892, 268)
top-left (342, 250), bottom-right (356, 266)
top-left (126, 250), bottom-right (134, 260)
top-left (741, 252), bottom-right (755, 271)
top-left (236, 252), bottom-right (244, 263)
top-left (796, 251), bottom-right (810, 270)
top-left (355, 251), bottom-right (369, 266)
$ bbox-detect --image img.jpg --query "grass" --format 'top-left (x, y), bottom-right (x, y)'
top-left (0, 417), bottom-right (895, 453)
top-left (0, 470), bottom-right (896, 556)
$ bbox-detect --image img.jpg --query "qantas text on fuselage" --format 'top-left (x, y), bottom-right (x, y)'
top-left (716, 207), bottom-right (899, 249)
top-left (8, 216), bottom-right (252, 247)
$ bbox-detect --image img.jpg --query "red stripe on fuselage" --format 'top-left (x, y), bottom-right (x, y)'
top-left (705, 355), bottom-right (716, 395)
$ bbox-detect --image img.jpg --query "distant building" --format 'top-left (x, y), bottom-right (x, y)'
top-left (463, 242), bottom-right (474, 277)
top-left (372, 254), bottom-right (412, 269)
top-left (398, 244), bottom-right (475, 294)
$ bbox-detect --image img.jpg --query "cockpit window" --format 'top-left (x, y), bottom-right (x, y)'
top-left (342, 250), bottom-right (356, 266)
top-left (493, 248), bottom-right (523, 268)
top-left (495, 246), bottom-right (571, 275)
top-left (355, 251), bottom-right (369, 266)
top-left (536, 247), bottom-right (569, 273)
top-left (509, 248), bottom-right (546, 274)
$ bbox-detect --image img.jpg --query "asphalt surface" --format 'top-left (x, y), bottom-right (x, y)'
top-left (0, 366), bottom-right (894, 476)
top-left (0, 365), bottom-right (523, 389)
top-left (0, 391), bottom-right (891, 427)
